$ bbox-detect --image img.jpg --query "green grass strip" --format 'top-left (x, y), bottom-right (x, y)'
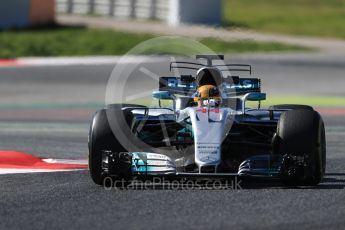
top-left (224, 0), bottom-right (345, 39)
top-left (0, 27), bottom-right (310, 58)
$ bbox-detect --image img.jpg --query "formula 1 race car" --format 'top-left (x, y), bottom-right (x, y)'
top-left (89, 55), bottom-right (326, 186)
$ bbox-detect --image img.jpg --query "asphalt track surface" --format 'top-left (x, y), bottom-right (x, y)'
top-left (1, 53), bottom-right (345, 230)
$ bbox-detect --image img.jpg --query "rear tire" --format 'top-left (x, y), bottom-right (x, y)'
top-left (269, 104), bottom-right (313, 111)
top-left (88, 104), bottom-right (145, 185)
top-left (277, 110), bottom-right (326, 186)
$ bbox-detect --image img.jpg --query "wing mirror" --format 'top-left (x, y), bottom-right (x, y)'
top-left (152, 91), bottom-right (175, 100)
top-left (244, 92), bottom-right (266, 101)
top-left (241, 92), bottom-right (266, 113)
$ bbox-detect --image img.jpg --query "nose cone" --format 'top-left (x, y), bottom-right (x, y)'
top-left (187, 107), bottom-right (230, 169)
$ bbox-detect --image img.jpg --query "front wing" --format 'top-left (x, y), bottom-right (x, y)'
top-left (101, 151), bottom-right (283, 180)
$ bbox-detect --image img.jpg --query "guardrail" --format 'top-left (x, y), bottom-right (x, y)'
top-left (56, 0), bottom-right (169, 21)
top-left (56, 0), bottom-right (222, 25)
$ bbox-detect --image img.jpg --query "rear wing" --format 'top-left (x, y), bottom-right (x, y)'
top-left (170, 62), bottom-right (252, 75)
top-left (159, 76), bottom-right (261, 97)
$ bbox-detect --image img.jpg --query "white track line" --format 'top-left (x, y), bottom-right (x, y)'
top-left (0, 168), bottom-right (86, 175)
top-left (42, 158), bottom-right (88, 165)
top-left (14, 56), bottom-right (164, 67)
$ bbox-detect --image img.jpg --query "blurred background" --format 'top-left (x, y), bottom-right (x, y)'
top-left (0, 0), bottom-right (344, 115)
top-left (1, 0), bottom-right (344, 56)
top-left (1, 1), bottom-right (345, 229)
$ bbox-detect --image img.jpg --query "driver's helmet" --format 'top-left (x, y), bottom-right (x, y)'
top-left (193, 84), bottom-right (221, 107)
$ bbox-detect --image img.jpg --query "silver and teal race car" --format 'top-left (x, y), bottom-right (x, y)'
top-left (88, 55), bottom-right (326, 187)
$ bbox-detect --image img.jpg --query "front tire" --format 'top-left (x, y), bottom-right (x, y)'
top-left (88, 104), bottom-right (145, 185)
top-left (277, 110), bottom-right (326, 186)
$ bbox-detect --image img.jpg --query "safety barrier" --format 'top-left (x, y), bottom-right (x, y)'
top-left (56, 0), bottom-right (222, 25)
